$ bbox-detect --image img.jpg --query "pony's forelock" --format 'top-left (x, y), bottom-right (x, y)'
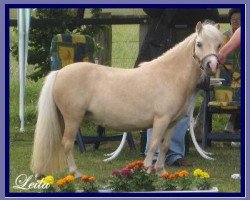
top-left (201, 23), bottom-right (223, 43)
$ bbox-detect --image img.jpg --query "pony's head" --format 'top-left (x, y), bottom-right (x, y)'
top-left (193, 21), bottom-right (223, 74)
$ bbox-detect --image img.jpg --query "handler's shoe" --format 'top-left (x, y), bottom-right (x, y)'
top-left (169, 158), bottom-right (193, 167)
top-left (231, 142), bottom-right (240, 148)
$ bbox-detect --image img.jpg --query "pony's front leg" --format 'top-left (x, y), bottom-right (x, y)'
top-left (155, 127), bottom-right (174, 175)
top-left (144, 116), bottom-right (171, 171)
top-left (62, 120), bottom-right (83, 178)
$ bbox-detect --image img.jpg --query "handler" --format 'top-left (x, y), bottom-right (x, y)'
top-left (135, 8), bottom-right (220, 167)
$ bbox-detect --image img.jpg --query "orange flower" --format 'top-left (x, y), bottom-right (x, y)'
top-left (126, 160), bottom-right (144, 170)
top-left (135, 160), bottom-right (144, 167)
top-left (162, 171), bottom-right (170, 179)
top-left (134, 165), bottom-right (140, 170)
top-left (178, 170), bottom-right (189, 177)
top-left (64, 175), bottom-right (75, 183)
top-left (168, 174), bottom-right (176, 180)
top-left (89, 176), bottom-right (95, 182)
top-left (126, 163), bottom-right (133, 169)
top-left (81, 175), bottom-right (96, 183)
top-left (56, 179), bottom-right (65, 187)
top-left (173, 172), bottom-right (179, 178)
top-left (81, 175), bottom-right (89, 182)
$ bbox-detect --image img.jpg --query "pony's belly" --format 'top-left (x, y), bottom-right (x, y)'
top-left (86, 97), bottom-right (155, 131)
top-left (86, 113), bottom-right (153, 132)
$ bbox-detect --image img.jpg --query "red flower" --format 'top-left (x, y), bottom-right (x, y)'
top-left (120, 168), bottom-right (132, 176)
top-left (112, 169), bottom-right (121, 176)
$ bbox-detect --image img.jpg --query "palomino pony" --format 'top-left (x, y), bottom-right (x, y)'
top-left (31, 22), bottom-right (223, 178)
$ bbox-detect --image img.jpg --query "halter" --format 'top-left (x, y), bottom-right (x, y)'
top-left (193, 37), bottom-right (219, 71)
top-left (193, 53), bottom-right (219, 71)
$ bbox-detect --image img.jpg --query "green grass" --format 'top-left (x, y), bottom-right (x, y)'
top-left (9, 14), bottom-right (240, 194)
top-left (112, 24), bottom-right (139, 68)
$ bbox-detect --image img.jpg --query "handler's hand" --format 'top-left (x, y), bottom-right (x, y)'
top-left (217, 51), bottom-right (227, 66)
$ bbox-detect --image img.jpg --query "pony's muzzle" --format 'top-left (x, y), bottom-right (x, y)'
top-left (204, 55), bottom-right (219, 74)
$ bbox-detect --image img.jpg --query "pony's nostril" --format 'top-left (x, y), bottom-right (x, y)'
top-left (206, 61), bottom-right (211, 68)
top-left (208, 61), bottom-right (217, 73)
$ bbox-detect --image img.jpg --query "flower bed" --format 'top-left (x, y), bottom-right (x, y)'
top-left (38, 160), bottom-right (218, 193)
top-left (39, 174), bottom-right (98, 193)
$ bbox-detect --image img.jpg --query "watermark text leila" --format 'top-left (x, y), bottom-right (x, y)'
top-left (13, 174), bottom-right (50, 190)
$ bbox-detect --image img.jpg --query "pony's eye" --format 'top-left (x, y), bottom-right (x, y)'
top-left (197, 42), bottom-right (202, 48)
top-left (218, 44), bottom-right (222, 50)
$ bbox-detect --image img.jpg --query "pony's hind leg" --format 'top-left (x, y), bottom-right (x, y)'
top-left (62, 119), bottom-right (83, 178)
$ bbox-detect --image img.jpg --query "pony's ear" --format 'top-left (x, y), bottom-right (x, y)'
top-left (214, 23), bottom-right (220, 30)
top-left (196, 21), bottom-right (203, 33)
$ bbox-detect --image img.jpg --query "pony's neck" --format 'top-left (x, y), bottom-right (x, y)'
top-left (155, 32), bottom-right (203, 92)
top-left (158, 33), bottom-right (198, 63)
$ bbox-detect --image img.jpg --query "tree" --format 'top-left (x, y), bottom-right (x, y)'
top-left (11, 8), bottom-right (103, 81)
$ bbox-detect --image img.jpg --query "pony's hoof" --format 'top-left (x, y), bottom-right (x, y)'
top-left (146, 165), bottom-right (156, 174)
top-left (70, 170), bottom-right (83, 179)
top-left (155, 167), bottom-right (165, 176)
top-left (35, 174), bottom-right (45, 180)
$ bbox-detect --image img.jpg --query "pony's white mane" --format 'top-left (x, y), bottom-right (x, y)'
top-left (162, 33), bottom-right (197, 57)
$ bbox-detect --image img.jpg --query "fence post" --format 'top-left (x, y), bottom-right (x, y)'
top-left (139, 23), bottom-right (148, 50)
top-left (95, 12), bottom-right (112, 66)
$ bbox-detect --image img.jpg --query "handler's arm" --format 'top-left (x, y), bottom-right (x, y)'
top-left (218, 27), bottom-right (241, 65)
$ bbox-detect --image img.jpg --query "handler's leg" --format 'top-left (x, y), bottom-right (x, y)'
top-left (166, 115), bottom-right (189, 165)
top-left (145, 128), bottom-right (159, 161)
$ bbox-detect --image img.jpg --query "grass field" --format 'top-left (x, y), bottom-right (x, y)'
top-left (9, 9), bottom-right (241, 194)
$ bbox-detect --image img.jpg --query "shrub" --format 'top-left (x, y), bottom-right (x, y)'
top-left (109, 160), bottom-right (157, 192)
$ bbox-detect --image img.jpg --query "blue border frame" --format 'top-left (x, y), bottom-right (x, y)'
top-left (5, 4), bottom-right (246, 198)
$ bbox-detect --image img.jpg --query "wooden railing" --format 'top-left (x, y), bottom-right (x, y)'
top-left (9, 14), bottom-right (229, 67)
top-left (9, 14), bottom-right (228, 27)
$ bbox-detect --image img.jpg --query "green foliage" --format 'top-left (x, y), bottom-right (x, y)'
top-left (193, 177), bottom-right (211, 190)
top-left (82, 181), bottom-right (98, 192)
top-left (58, 182), bottom-right (76, 193)
top-left (160, 180), bottom-right (177, 191)
top-left (176, 176), bottom-right (193, 190)
top-left (130, 168), bottom-right (156, 191)
top-left (11, 9), bottom-right (103, 82)
top-left (109, 174), bottom-right (131, 191)
top-left (41, 185), bottom-right (57, 193)
top-left (81, 176), bottom-right (99, 192)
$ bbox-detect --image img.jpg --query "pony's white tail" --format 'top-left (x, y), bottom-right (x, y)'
top-left (103, 132), bottom-right (127, 162)
top-left (31, 71), bottom-right (66, 175)
top-left (189, 91), bottom-right (214, 160)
